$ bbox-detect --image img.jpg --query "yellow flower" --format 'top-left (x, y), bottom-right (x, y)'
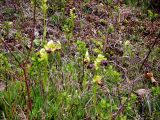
top-left (56, 41), bottom-right (61, 50)
top-left (39, 48), bottom-right (48, 61)
top-left (45, 40), bottom-right (56, 52)
top-left (93, 75), bottom-right (102, 83)
top-left (93, 48), bottom-right (102, 54)
top-left (38, 41), bottom-right (61, 61)
top-left (93, 75), bottom-right (102, 85)
top-left (94, 54), bottom-right (106, 70)
top-left (84, 50), bottom-right (90, 63)
top-left (45, 40), bottom-right (61, 52)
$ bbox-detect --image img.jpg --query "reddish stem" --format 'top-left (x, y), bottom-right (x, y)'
top-left (23, 67), bottom-right (32, 112)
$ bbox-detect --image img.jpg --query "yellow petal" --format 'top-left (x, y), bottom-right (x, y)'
top-left (93, 75), bottom-right (102, 83)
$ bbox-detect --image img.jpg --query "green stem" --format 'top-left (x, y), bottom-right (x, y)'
top-left (43, 13), bottom-right (47, 44)
top-left (93, 83), bottom-right (97, 114)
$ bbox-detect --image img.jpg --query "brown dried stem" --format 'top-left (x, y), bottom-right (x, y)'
top-left (139, 32), bottom-right (160, 72)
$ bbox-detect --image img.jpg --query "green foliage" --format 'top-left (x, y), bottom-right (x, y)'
top-left (41, 0), bottom-right (48, 14)
top-left (3, 8), bottom-right (16, 19)
top-left (148, 10), bottom-right (158, 20)
top-left (123, 40), bottom-right (133, 57)
top-left (2, 21), bottom-right (13, 38)
top-left (0, 0), bottom-right (160, 119)
top-left (48, 0), bottom-right (66, 12)
top-left (76, 40), bottom-right (87, 56)
top-left (0, 81), bottom-right (25, 119)
top-left (104, 65), bottom-right (121, 84)
top-left (63, 8), bottom-right (77, 40)
top-left (40, 0), bottom-right (48, 43)
top-left (108, 24), bottom-right (114, 34)
top-left (0, 53), bottom-right (10, 72)
top-left (152, 87), bottom-right (160, 96)
top-left (51, 12), bottom-right (65, 26)
top-left (107, 0), bottom-right (113, 5)
top-left (125, 0), bottom-right (139, 6)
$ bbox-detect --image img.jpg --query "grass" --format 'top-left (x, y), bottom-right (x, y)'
top-left (0, 0), bottom-right (160, 119)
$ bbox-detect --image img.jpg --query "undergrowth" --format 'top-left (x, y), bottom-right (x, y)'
top-left (0, 0), bottom-right (160, 119)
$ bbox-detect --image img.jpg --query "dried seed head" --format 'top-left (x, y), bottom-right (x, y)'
top-left (145, 72), bottom-right (153, 79)
top-left (136, 89), bottom-right (150, 98)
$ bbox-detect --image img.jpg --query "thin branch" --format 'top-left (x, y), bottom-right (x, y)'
top-left (27, 0), bottom-right (36, 59)
top-left (139, 32), bottom-right (160, 72)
